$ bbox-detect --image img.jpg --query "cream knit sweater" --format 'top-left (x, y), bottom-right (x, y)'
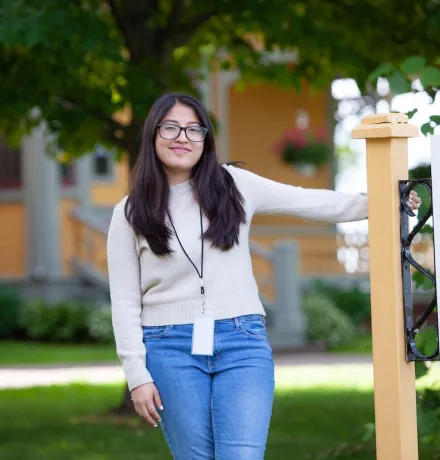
top-left (107, 165), bottom-right (368, 390)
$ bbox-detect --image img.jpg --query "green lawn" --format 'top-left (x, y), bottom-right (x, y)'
top-left (331, 333), bottom-right (373, 355)
top-left (0, 337), bottom-right (375, 367)
top-left (0, 383), bottom-right (376, 460)
top-left (331, 330), bottom-right (439, 358)
top-left (0, 340), bottom-right (118, 366)
top-left (1, 365), bottom-right (438, 459)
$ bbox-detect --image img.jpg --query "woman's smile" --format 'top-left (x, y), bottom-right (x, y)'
top-left (170, 146), bottom-right (191, 154)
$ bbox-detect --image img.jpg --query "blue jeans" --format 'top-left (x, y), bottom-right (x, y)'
top-left (142, 314), bottom-right (275, 460)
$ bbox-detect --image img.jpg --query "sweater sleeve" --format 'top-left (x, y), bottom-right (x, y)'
top-left (107, 198), bottom-right (153, 391)
top-left (224, 165), bottom-right (368, 223)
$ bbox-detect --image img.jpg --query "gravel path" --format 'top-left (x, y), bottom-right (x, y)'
top-left (0, 353), bottom-right (372, 389)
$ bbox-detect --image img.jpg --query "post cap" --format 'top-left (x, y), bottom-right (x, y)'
top-left (352, 112), bottom-right (418, 139)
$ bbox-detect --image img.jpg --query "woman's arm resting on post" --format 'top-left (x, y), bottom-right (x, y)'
top-left (225, 166), bottom-right (421, 222)
top-left (225, 165), bottom-right (368, 223)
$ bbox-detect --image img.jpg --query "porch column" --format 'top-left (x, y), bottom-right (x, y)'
top-left (75, 153), bottom-right (93, 210)
top-left (21, 121), bottom-right (62, 279)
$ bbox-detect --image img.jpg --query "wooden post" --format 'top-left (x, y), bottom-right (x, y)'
top-left (352, 113), bottom-right (419, 460)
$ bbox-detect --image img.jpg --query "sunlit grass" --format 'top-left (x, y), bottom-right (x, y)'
top-left (276, 361), bottom-right (440, 391)
top-left (1, 340), bottom-right (439, 459)
top-left (1, 363), bottom-right (438, 460)
top-left (276, 364), bottom-right (374, 390)
top-left (0, 340), bottom-right (117, 366)
top-left (1, 382), bottom-right (377, 460)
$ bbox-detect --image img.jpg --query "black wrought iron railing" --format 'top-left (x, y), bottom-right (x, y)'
top-left (400, 179), bottom-right (439, 361)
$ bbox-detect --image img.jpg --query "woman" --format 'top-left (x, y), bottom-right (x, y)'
top-left (107, 93), bottom-right (420, 459)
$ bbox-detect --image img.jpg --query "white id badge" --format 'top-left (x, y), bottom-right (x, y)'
top-left (192, 315), bottom-right (214, 356)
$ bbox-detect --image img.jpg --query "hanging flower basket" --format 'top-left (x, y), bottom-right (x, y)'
top-left (273, 126), bottom-right (332, 175)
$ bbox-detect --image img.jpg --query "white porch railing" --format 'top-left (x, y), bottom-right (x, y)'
top-left (71, 207), bottom-right (438, 349)
top-left (70, 208), bottom-right (311, 348)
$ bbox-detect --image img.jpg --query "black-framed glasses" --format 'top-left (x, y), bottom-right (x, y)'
top-left (158, 123), bottom-right (208, 142)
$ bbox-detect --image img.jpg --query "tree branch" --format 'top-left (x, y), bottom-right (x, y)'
top-left (106, 1), bottom-right (163, 63)
top-left (171, 9), bottom-right (217, 48)
top-left (231, 35), bottom-right (263, 56)
top-left (57, 97), bottom-right (124, 131)
top-left (167, 0), bottom-right (186, 31)
top-left (105, 0), bottom-right (136, 59)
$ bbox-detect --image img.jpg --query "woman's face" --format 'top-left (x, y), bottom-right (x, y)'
top-left (155, 103), bottom-right (205, 184)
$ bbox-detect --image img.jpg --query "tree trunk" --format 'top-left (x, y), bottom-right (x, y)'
top-left (125, 122), bottom-right (143, 171)
top-left (113, 385), bottom-right (136, 415)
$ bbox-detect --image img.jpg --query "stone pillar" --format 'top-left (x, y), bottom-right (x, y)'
top-left (75, 154), bottom-right (93, 210)
top-left (270, 240), bottom-right (306, 349)
top-left (21, 121), bottom-right (62, 279)
top-left (352, 113), bottom-right (419, 460)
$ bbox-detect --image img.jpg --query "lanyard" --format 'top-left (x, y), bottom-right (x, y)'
top-left (166, 206), bottom-right (207, 313)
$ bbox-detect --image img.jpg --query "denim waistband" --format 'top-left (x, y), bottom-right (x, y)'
top-left (218, 314), bottom-right (264, 326)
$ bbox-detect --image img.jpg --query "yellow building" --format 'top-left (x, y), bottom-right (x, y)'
top-left (0, 69), bottom-right (356, 347)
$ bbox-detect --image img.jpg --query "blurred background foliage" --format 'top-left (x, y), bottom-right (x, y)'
top-left (2, 1), bottom-right (440, 166)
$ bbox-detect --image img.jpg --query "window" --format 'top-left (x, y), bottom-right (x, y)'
top-left (0, 136), bottom-right (21, 189)
top-left (93, 145), bottom-right (114, 181)
top-left (59, 162), bottom-right (75, 187)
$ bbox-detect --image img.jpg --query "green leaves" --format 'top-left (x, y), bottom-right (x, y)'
top-left (420, 116), bottom-right (440, 136)
top-left (0, 0), bottom-right (119, 56)
top-left (388, 70), bottom-right (412, 94)
top-left (4, 0), bottom-right (440, 161)
top-left (369, 55), bottom-right (440, 97)
top-left (367, 62), bottom-right (412, 95)
top-left (420, 66), bottom-right (440, 87)
top-left (412, 269), bottom-right (434, 291)
top-left (400, 55), bottom-right (426, 75)
top-left (406, 108), bottom-right (418, 119)
top-left (369, 53), bottom-right (440, 137)
top-left (415, 361), bottom-right (430, 380)
top-left (409, 163), bottom-right (431, 180)
top-left (367, 62), bottom-right (394, 83)
top-left (421, 123), bottom-right (435, 136)
top-left (369, 66), bottom-right (413, 95)
top-left (415, 327), bottom-right (439, 377)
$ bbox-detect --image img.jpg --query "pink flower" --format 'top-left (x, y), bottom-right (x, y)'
top-left (281, 127), bottom-right (308, 149)
top-left (285, 127), bottom-right (304, 141)
top-left (293, 137), bottom-right (307, 149)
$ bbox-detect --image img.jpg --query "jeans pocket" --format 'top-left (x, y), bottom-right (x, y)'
top-left (239, 316), bottom-right (267, 341)
top-left (142, 325), bottom-right (170, 340)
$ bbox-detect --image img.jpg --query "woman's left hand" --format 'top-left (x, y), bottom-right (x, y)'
top-left (409, 191), bottom-right (422, 211)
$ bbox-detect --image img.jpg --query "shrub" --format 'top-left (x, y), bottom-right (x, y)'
top-left (417, 387), bottom-right (440, 455)
top-left (0, 284), bottom-right (23, 338)
top-left (20, 300), bottom-right (92, 342)
top-left (312, 281), bottom-right (371, 329)
top-left (87, 305), bottom-right (114, 343)
top-left (302, 293), bottom-right (356, 349)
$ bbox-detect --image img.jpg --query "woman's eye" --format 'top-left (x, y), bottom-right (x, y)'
top-left (165, 125), bottom-right (178, 131)
top-left (188, 127), bottom-right (202, 133)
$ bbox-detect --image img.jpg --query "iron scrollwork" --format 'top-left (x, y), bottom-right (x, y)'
top-left (399, 179), bottom-right (439, 361)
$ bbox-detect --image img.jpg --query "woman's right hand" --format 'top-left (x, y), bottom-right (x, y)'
top-left (131, 382), bottom-right (164, 427)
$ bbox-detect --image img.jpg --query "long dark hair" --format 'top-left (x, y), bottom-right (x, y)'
top-left (125, 92), bottom-right (246, 256)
